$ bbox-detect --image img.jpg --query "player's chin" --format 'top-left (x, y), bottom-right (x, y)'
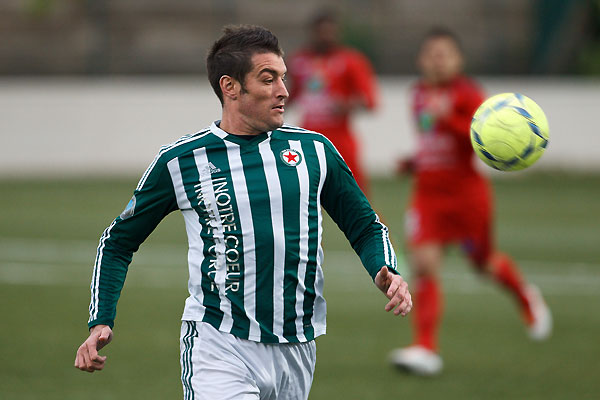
top-left (266, 115), bottom-right (285, 130)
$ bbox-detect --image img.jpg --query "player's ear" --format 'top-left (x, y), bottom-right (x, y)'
top-left (220, 75), bottom-right (239, 101)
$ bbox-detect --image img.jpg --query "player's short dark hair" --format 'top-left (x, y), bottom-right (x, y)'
top-left (421, 26), bottom-right (463, 52)
top-left (207, 25), bottom-right (283, 105)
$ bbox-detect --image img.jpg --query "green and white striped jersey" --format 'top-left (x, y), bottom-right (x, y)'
top-left (89, 122), bottom-right (398, 343)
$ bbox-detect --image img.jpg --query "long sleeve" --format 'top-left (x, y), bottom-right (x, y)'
top-left (87, 155), bottom-right (178, 329)
top-left (347, 50), bottom-right (378, 110)
top-left (437, 80), bottom-right (485, 138)
top-left (319, 139), bottom-right (398, 280)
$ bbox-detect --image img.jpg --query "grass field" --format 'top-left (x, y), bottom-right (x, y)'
top-left (1, 173), bottom-right (599, 399)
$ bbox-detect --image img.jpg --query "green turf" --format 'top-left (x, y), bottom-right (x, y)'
top-left (1, 173), bottom-right (599, 399)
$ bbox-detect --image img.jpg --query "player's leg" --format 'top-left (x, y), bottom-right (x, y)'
top-left (462, 215), bottom-right (552, 340)
top-left (180, 321), bottom-right (317, 400)
top-left (389, 242), bottom-right (444, 375)
top-left (266, 341), bottom-right (316, 400)
top-left (180, 321), bottom-right (260, 400)
top-left (410, 243), bottom-right (444, 351)
top-left (389, 206), bottom-right (444, 375)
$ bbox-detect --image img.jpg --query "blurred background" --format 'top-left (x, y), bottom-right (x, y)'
top-left (1, 1), bottom-right (599, 399)
top-left (2, 0), bottom-right (600, 175)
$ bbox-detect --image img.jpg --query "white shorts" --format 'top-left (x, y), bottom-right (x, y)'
top-left (179, 321), bottom-right (316, 400)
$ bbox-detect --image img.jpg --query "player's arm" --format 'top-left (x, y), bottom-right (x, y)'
top-left (87, 159), bottom-right (178, 330)
top-left (396, 85), bottom-right (423, 177)
top-left (75, 154), bottom-right (178, 372)
top-left (320, 140), bottom-right (411, 316)
top-left (330, 51), bottom-right (379, 116)
top-left (438, 82), bottom-right (485, 137)
top-left (347, 51), bottom-right (378, 111)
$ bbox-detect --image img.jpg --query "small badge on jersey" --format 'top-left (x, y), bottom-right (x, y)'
top-left (280, 149), bottom-right (302, 167)
top-left (120, 195), bottom-right (136, 220)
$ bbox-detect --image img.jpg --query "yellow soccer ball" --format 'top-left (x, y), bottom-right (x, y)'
top-left (470, 93), bottom-right (549, 171)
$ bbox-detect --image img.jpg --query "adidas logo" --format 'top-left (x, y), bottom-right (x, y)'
top-left (208, 162), bottom-right (221, 174)
top-left (200, 162), bottom-right (221, 176)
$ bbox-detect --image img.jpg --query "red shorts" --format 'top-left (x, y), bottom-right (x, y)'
top-left (405, 193), bottom-right (493, 266)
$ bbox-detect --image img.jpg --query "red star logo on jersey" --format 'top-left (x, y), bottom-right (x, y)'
top-left (280, 149), bottom-right (302, 166)
top-left (284, 152), bottom-right (297, 163)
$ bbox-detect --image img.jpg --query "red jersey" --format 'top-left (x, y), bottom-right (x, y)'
top-left (407, 76), bottom-right (491, 259)
top-left (411, 76), bottom-right (487, 199)
top-left (287, 46), bottom-right (378, 192)
top-left (287, 46), bottom-right (378, 134)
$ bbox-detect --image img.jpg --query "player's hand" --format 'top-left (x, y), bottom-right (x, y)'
top-left (425, 93), bottom-right (451, 118)
top-left (331, 96), bottom-right (368, 116)
top-left (396, 157), bottom-right (415, 176)
top-left (374, 266), bottom-right (412, 316)
top-left (74, 324), bottom-right (113, 373)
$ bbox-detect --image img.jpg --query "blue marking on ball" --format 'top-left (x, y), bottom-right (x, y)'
top-left (471, 129), bottom-right (484, 145)
top-left (521, 144), bottom-right (534, 159)
top-left (493, 99), bottom-right (511, 111)
top-left (513, 106), bottom-right (533, 119)
top-left (527, 122), bottom-right (544, 139)
top-left (481, 149), bottom-right (497, 161)
top-left (514, 93), bottom-right (526, 104)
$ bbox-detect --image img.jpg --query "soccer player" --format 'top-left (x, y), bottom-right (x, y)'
top-left (287, 10), bottom-right (378, 194)
top-left (388, 27), bottom-right (552, 376)
top-left (74, 25), bottom-right (412, 399)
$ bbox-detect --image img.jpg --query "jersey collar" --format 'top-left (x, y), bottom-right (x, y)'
top-left (210, 121), bottom-right (272, 146)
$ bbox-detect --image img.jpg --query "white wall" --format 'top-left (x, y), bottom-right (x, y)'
top-left (1, 76), bottom-right (598, 177)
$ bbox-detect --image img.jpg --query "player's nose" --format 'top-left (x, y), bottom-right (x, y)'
top-left (275, 77), bottom-right (289, 99)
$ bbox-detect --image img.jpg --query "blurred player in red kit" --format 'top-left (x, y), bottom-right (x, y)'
top-left (389, 27), bottom-right (552, 375)
top-left (287, 10), bottom-right (378, 193)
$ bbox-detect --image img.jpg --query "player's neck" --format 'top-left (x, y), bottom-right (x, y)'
top-left (219, 112), bottom-right (263, 137)
top-left (422, 74), bottom-right (461, 87)
top-left (311, 43), bottom-right (338, 54)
